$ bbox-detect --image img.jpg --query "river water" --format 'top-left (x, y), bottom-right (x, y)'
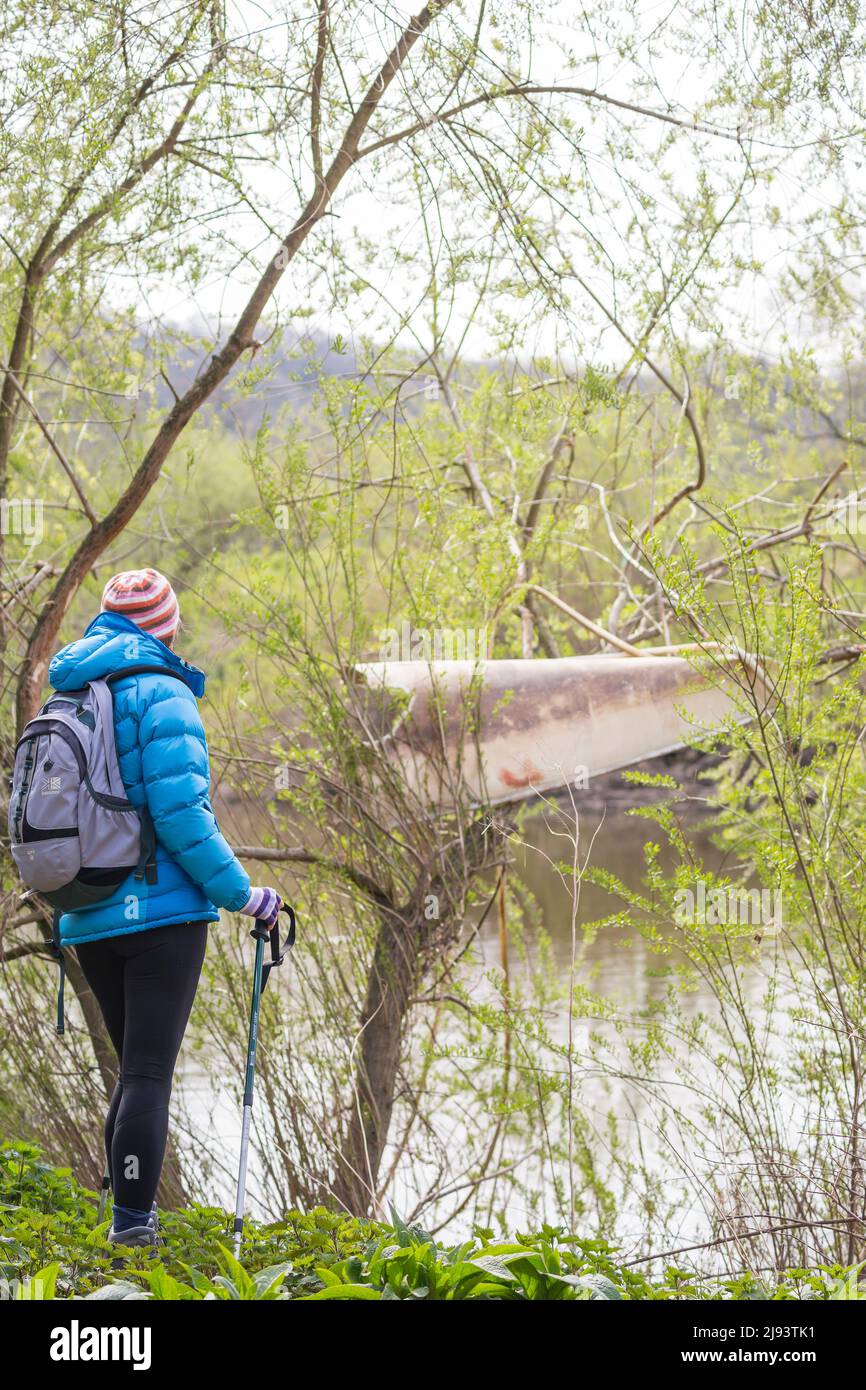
top-left (180, 789), bottom-right (756, 1242)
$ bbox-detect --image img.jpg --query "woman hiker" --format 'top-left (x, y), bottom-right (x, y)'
top-left (46, 567), bottom-right (282, 1248)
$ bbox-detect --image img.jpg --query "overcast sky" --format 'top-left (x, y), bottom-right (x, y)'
top-left (126, 1), bottom-right (862, 373)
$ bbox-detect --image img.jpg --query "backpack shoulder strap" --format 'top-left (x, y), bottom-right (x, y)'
top-left (51, 907), bottom-right (66, 1036)
top-left (104, 664), bottom-right (184, 684)
top-left (98, 666), bottom-right (183, 888)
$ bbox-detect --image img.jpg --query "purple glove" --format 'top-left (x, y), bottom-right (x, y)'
top-left (240, 886), bottom-right (282, 927)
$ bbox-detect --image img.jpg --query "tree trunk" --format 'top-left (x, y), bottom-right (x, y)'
top-left (333, 911), bottom-right (418, 1213)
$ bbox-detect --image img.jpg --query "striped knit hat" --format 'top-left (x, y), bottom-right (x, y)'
top-left (101, 568), bottom-right (180, 644)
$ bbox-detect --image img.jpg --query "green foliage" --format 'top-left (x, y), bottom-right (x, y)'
top-left (302, 1221), bottom-right (628, 1301)
top-left (0, 1142), bottom-right (366, 1301)
top-left (1, 1144), bottom-right (862, 1301)
top-left (561, 533), bottom-right (866, 1269)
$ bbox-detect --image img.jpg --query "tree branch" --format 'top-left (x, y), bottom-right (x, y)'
top-left (1, 363), bottom-right (97, 524)
top-left (15, 2), bottom-right (453, 731)
top-left (233, 842), bottom-right (392, 910)
top-left (310, 0), bottom-right (329, 189)
top-left (358, 81), bottom-right (747, 159)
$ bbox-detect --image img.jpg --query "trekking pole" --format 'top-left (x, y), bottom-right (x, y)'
top-left (232, 903), bottom-right (295, 1258)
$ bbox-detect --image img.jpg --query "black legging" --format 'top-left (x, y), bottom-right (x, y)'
top-left (76, 921), bottom-right (208, 1211)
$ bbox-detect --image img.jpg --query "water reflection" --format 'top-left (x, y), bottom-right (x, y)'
top-left (484, 799), bottom-right (727, 1008)
top-left (183, 793), bottom-right (763, 1230)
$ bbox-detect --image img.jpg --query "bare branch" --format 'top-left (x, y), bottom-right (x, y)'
top-left (358, 81), bottom-right (748, 159)
top-left (1, 363), bottom-right (97, 524)
top-left (310, 0), bottom-right (329, 189)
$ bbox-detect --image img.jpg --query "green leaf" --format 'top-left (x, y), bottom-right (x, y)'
top-left (86, 1281), bottom-right (150, 1300)
top-left (553, 1273), bottom-right (624, 1300)
top-left (469, 1255), bottom-right (520, 1281)
top-left (253, 1261), bottom-right (293, 1296)
top-left (301, 1284), bottom-right (383, 1301)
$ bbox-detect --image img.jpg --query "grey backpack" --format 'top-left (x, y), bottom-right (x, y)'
top-left (8, 664), bottom-right (175, 914)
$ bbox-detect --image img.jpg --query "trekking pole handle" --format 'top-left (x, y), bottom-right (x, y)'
top-left (249, 903), bottom-right (295, 945)
top-left (250, 902), bottom-right (296, 991)
top-left (280, 901), bottom-right (296, 947)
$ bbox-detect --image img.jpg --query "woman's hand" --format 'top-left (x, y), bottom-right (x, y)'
top-left (240, 886), bottom-right (282, 927)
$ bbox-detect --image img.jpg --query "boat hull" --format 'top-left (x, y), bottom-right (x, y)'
top-left (353, 655), bottom-right (760, 809)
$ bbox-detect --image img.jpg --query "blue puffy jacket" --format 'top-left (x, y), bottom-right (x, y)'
top-left (48, 611), bottom-right (251, 947)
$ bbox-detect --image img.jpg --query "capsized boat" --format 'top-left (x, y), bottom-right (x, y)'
top-left (353, 654), bottom-right (768, 809)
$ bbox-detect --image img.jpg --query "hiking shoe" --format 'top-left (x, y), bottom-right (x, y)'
top-left (107, 1216), bottom-right (158, 1250)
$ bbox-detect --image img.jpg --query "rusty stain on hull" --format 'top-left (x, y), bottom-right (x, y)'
top-left (354, 655), bottom-right (767, 811)
top-left (500, 760), bottom-right (544, 789)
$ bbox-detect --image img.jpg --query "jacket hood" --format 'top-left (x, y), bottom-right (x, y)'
top-left (48, 611), bottom-right (206, 698)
